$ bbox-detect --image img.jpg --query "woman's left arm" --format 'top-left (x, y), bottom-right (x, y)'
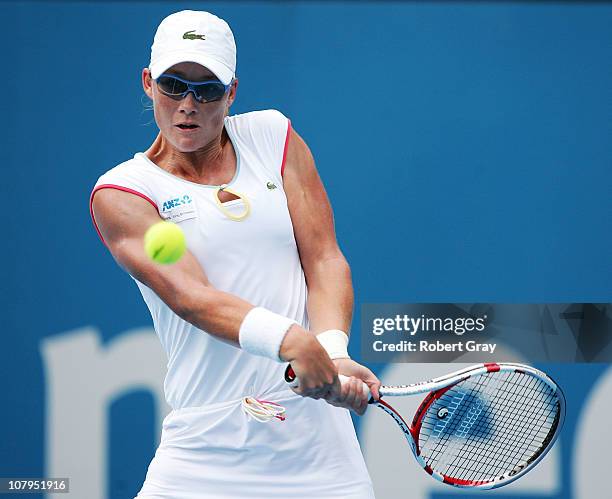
top-left (283, 127), bottom-right (353, 335)
top-left (283, 128), bottom-right (381, 409)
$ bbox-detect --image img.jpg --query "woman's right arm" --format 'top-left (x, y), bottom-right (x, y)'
top-left (91, 187), bottom-right (339, 399)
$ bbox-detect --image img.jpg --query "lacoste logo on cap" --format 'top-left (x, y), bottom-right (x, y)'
top-left (266, 182), bottom-right (277, 190)
top-left (183, 30), bottom-right (206, 40)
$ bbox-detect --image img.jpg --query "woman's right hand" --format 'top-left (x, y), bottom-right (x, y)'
top-left (279, 325), bottom-right (341, 400)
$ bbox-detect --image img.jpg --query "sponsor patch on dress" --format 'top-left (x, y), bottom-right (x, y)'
top-left (160, 194), bottom-right (197, 222)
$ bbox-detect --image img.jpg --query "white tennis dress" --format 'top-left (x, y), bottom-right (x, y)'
top-left (90, 110), bottom-right (375, 498)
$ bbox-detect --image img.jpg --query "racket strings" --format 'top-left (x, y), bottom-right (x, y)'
top-left (423, 374), bottom-right (504, 475)
top-left (418, 371), bottom-right (560, 484)
top-left (442, 374), bottom-right (558, 482)
top-left (446, 374), bottom-right (531, 478)
top-left (452, 374), bottom-right (556, 480)
top-left (445, 375), bottom-right (556, 482)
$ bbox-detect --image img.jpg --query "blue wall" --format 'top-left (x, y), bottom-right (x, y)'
top-left (2, 2), bottom-right (611, 498)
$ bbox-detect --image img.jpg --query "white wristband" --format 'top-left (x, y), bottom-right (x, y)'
top-left (239, 307), bottom-right (297, 362)
top-left (316, 329), bottom-right (350, 359)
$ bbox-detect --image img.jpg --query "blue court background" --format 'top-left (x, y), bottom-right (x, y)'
top-left (1, 1), bottom-right (611, 498)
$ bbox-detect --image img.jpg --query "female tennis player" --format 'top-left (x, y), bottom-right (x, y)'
top-left (90, 10), bottom-right (380, 499)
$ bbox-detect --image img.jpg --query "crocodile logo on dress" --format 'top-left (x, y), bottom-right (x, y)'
top-left (266, 182), bottom-right (277, 190)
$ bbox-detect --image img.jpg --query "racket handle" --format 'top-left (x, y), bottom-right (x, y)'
top-left (338, 374), bottom-right (372, 400)
top-left (284, 364), bottom-right (372, 400)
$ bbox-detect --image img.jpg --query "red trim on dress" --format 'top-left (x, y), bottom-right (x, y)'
top-left (89, 184), bottom-right (158, 247)
top-left (280, 119), bottom-right (292, 178)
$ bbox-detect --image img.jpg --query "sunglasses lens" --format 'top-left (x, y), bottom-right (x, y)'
top-left (195, 82), bottom-right (227, 102)
top-left (157, 76), bottom-right (187, 96)
top-left (157, 76), bottom-right (228, 102)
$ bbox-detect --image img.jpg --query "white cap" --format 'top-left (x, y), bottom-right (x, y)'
top-left (149, 10), bottom-right (236, 84)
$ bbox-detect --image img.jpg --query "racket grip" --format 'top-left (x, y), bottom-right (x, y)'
top-left (339, 374), bottom-right (372, 400)
top-left (284, 364), bottom-right (372, 400)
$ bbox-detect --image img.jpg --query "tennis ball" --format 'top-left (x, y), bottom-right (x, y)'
top-left (144, 221), bottom-right (186, 264)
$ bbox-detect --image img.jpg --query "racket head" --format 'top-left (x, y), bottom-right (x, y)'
top-left (407, 363), bottom-right (565, 489)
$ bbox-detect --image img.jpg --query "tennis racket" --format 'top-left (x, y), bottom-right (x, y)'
top-left (285, 362), bottom-right (565, 489)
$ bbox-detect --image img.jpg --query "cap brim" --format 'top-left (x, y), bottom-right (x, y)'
top-left (150, 51), bottom-right (233, 84)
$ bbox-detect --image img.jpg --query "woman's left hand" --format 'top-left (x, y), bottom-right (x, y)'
top-left (322, 358), bottom-right (382, 415)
